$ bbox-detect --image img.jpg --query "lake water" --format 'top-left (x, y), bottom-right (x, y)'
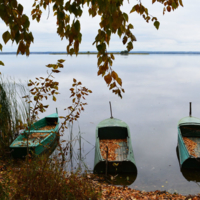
top-left (1, 53), bottom-right (200, 195)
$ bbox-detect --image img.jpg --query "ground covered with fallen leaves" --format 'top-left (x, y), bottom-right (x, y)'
top-left (90, 174), bottom-right (200, 200)
top-left (1, 164), bottom-right (200, 200)
top-left (100, 139), bottom-right (127, 161)
top-left (183, 137), bottom-right (197, 157)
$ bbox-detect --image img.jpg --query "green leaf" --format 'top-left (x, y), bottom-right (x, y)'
top-left (172, 2), bottom-right (177, 9)
top-left (18, 4), bottom-right (23, 15)
top-left (179, 0), bottom-right (183, 6)
top-left (69, 48), bottom-right (74, 55)
top-left (0, 61), bottom-right (4, 66)
top-left (128, 24), bottom-right (134, 29)
top-left (109, 82), bottom-right (116, 90)
top-left (98, 57), bottom-right (103, 66)
top-left (131, 35), bottom-right (137, 42)
top-left (2, 31), bottom-right (11, 44)
top-left (110, 53), bottom-right (115, 60)
top-left (74, 20), bottom-right (80, 32)
top-left (97, 44), bottom-right (106, 54)
top-left (74, 40), bottom-right (79, 55)
top-left (130, 6), bottom-right (136, 13)
top-left (53, 96), bottom-right (56, 101)
top-left (117, 28), bottom-right (122, 38)
top-left (154, 21), bottom-right (160, 30)
top-left (123, 36), bottom-right (128, 45)
top-left (123, 13), bottom-right (128, 22)
top-left (21, 15), bottom-right (30, 29)
top-left (52, 69), bottom-right (60, 73)
top-left (78, 32), bottom-right (82, 42)
top-left (32, 2), bottom-right (36, 7)
top-left (58, 59), bottom-right (65, 63)
top-left (126, 41), bottom-right (133, 51)
top-left (14, 31), bottom-right (20, 44)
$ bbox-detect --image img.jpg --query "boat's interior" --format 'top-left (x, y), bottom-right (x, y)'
top-left (30, 117), bottom-right (58, 130)
top-left (180, 125), bottom-right (200, 157)
top-left (98, 127), bottom-right (129, 161)
top-left (180, 125), bottom-right (200, 137)
top-left (115, 141), bottom-right (128, 161)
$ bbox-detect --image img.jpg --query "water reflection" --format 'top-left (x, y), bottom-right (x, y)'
top-left (97, 173), bottom-right (137, 186)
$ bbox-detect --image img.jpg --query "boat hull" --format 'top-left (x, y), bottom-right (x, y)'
top-left (10, 112), bottom-right (59, 159)
top-left (177, 117), bottom-right (200, 169)
top-left (10, 134), bottom-right (59, 159)
top-left (93, 118), bottom-right (137, 174)
top-left (94, 160), bottom-right (137, 174)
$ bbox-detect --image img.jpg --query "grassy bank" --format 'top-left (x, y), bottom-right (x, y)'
top-left (0, 156), bottom-right (101, 200)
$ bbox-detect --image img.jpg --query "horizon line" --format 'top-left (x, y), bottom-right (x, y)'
top-left (1, 51), bottom-right (200, 54)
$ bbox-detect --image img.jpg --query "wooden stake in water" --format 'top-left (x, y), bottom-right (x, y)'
top-left (70, 123), bottom-right (73, 171)
top-left (79, 133), bottom-right (81, 169)
top-left (189, 102), bottom-right (192, 117)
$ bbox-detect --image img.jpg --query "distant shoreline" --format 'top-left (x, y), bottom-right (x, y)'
top-left (1, 51), bottom-right (200, 55)
top-left (50, 52), bottom-right (149, 55)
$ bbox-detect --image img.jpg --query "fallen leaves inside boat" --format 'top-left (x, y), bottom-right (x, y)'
top-left (38, 125), bottom-right (56, 130)
top-left (183, 137), bottom-right (197, 157)
top-left (29, 125), bottom-right (56, 140)
top-left (100, 139), bottom-right (127, 161)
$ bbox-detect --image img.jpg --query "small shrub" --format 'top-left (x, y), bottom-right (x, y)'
top-left (3, 156), bottom-right (100, 200)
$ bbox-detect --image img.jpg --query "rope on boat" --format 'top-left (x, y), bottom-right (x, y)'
top-left (81, 136), bottom-right (95, 147)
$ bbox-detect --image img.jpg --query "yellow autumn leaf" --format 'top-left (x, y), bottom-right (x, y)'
top-left (104, 73), bottom-right (112, 85)
top-left (53, 96), bottom-right (56, 101)
top-left (111, 71), bottom-right (118, 80)
top-left (117, 77), bottom-right (122, 86)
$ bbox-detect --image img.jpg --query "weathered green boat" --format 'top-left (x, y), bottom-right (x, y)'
top-left (176, 146), bottom-right (200, 182)
top-left (177, 103), bottom-right (200, 169)
top-left (93, 116), bottom-right (137, 174)
top-left (10, 112), bottom-right (59, 158)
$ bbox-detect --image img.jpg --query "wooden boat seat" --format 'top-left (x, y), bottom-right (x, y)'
top-left (187, 137), bottom-right (200, 157)
top-left (115, 141), bottom-right (128, 161)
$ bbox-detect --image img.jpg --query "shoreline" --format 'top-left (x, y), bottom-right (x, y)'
top-left (49, 52), bottom-right (149, 55)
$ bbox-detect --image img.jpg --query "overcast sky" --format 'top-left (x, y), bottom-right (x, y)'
top-left (0, 0), bottom-right (200, 52)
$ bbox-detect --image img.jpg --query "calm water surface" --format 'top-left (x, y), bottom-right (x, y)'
top-left (2, 54), bottom-right (200, 195)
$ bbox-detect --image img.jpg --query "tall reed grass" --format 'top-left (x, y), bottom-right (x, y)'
top-left (0, 76), bottom-right (29, 159)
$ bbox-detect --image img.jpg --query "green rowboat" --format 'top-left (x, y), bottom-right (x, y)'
top-left (10, 112), bottom-right (59, 158)
top-left (93, 117), bottom-right (137, 174)
top-left (177, 104), bottom-right (200, 169)
top-left (176, 146), bottom-right (200, 182)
